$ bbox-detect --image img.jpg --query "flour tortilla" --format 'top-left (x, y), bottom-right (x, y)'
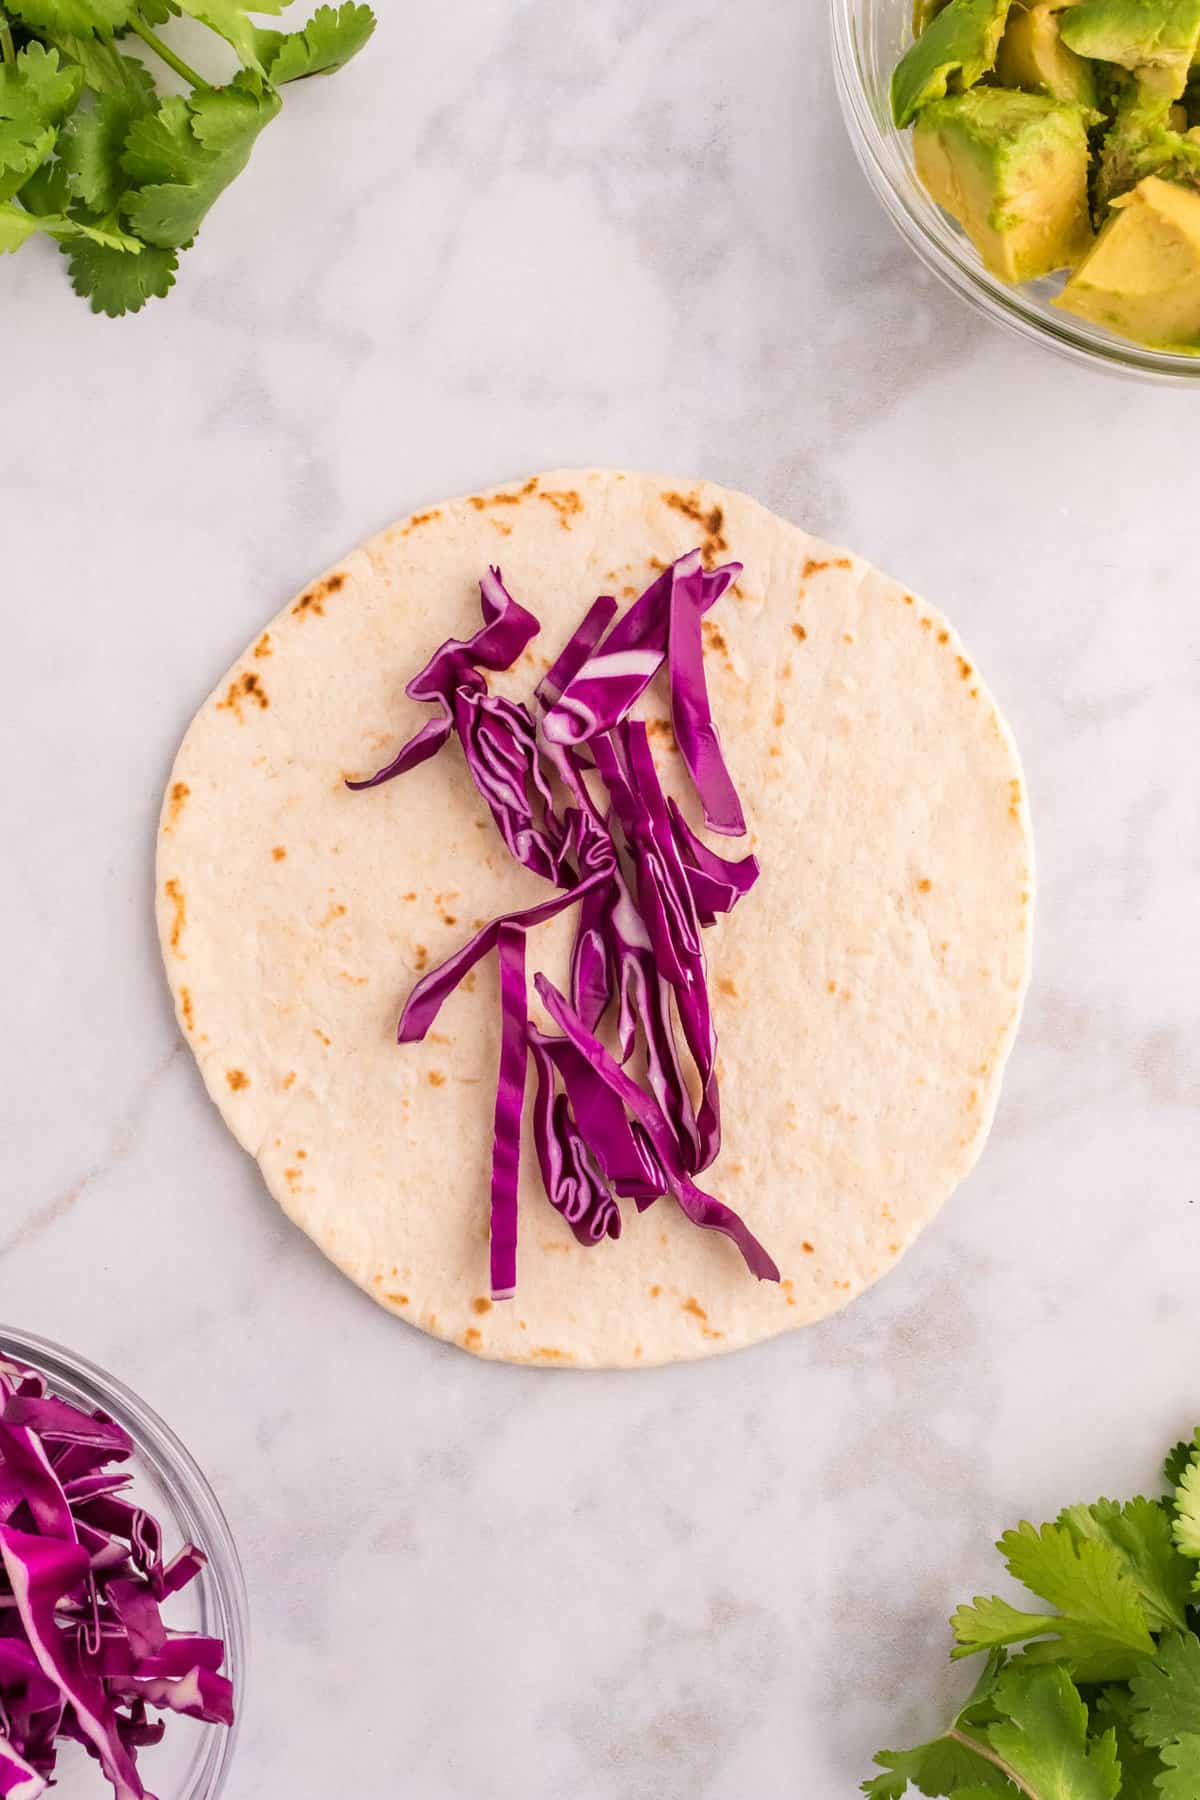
top-left (157, 470), bottom-right (1033, 1368)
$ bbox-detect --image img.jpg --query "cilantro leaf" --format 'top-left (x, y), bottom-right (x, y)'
top-left (0, 41), bottom-right (82, 202)
top-left (1093, 1689), bottom-right (1165, 1800)
top-left (1172, 1456), bottom-right (1200, 1579)
top-left (48, 35), bottom-right (155, 100)
top-left (1129, 1633), bottom-right (1200, 1748)
top-left (5, 0), bottom-right (136, 38)
top-left (1059, 1498), bottom-right (1191, 1634)
top-left (258, 2), bottom-right (376, 83)
top-left (170, 0), bottom-right (286, 72)
top-left (1157, 1733), bottom-right (1200, 1799)
top-left (987, 1666), bottom-right (1121, 1800)
top-left (120, 76), bottom-right (280, 248)
top-left (1164, 1440), bottom-right (1196, 1494)
top-left (1000, 1521), bottom-right (1155, 1682)
top-left (61, 86), bottom-right (151, 212)
top-left (863, 1654), bottom-right (1020, 1797)
top-left (952, 1595), bottom-right (1068, 1659)
top-left (17, 152), bottom-right (70, 212)
top-left (0, 194), bottom-right (138, 252)
top-left (63, 235), bottom-right (177, 313)
top-left (0, 200), bottom-right (40, 251)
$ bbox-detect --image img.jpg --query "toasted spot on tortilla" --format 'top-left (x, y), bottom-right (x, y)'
top-left (254, 633), bottom-right (272, 658)
top-left (464, 1328), bottom-right (482, 1349)
top-left (179, 987), bottom-right (194, 1032)
top-left (461, 970), bottom-right (476, 992)
top-left (802, 1241), bottom-right (815, 1254)
top-left (284, 1167), bottom-right (301, 1186)
top-left (938, 630), bottom-right (949, 644)
top-left (164, 781), bottom-right (190, 832)
top-left (792, 624), bottom-right (807, 642)
top-left (164, 878), bottom-right (186, 955)
top-left (649, 1284), bottom-right (662, 1298)
top-left (414, 945), bottom-right (429, 972)
top-left (920, 618), bottom-right (933, 632)
top-left (661, 491), bottom-right (727, 565)
top-left (646, 718), bottom-right (676, 750)
top-left (472, 1297), bottom-right (492, 1315)
top-left (468, 479), bottom-right (538, 511)
top-left (272, 845), bottom-right (287, 862)
top-left (429, 1031), bottom-right (452, 1046)
top-left (769, 745), bottom-right (782, 758)
top-left (318, 902), bottom-right (346, 928)
top-left (967, 1089), bottom-right (978, 1109)
top-left (702, 620), bottom-right (729, 656)
top-left (718, 976), bottom-right (738, 999)
top-left (384, 1292), bottom-right (409, 1305)
top-left (918, 878), bottom-right (933, 893)
top-left (781, 659), bottom-right (793, 679)
top-left (403, 891), bottom-right (418, 902)
top-left (313, 1029), bottom-right (331, 1046)
top-left (428, 1071), bottom-right (445, 1087)
top-left (338, 970), bottom-right (368, 985)
top-left (702, 1326), bottom-right (724, 1340)
top-left (683, 1297), bottom-right (708, 1322)
top-left (634, 1345), bottom-right (643, 1359)
top-left (283, 1071), bottom-right (296, 1088)
top-left (216, 671), bottom-right (269, 720)
top-left (531, 1346), bottom-right (572, 1363)
top-left (826, 980), bottom-right (836, 994)
top-left (903, 594), bottom-right (914, 605)
top-left (401, 509), bottom-right (442, 535)
top-left (773, 700), bottom-right (785, 727)
top-left (226, 1069), bottom-right (249, 1092)
top-left (802, 558), bottom-right (829, 579)
top-left (539, 489), bottom-right (584, 529)
top-left (293, 572), bottom-right (345, 620)
top-left (843, 633), bottom-right (855, 645)
top-left (958, 657), bottom-right (973, 680)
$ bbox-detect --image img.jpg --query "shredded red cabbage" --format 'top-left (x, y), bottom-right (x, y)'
top-left (0, 1357), bottom-right (232, 1799)
top-left (351, 553), bottom-right (780, 1298)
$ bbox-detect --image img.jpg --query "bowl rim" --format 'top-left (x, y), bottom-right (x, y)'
top-left (828, 0), bottom-right (1200, 384)
top-left (0, 1325), bottom-right (248, 1800)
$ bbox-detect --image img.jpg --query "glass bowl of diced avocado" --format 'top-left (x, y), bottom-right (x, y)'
top-left (831, 0), bottom-right (1200, 378)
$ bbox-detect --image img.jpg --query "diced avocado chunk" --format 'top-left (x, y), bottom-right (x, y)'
top-left (914, 87), bottom-right (1094, 278)
top-left (996, 4), bottom-right (1099, 102)
top-left (1059, 0), bottom-right (1200, 100)
top-left (1056, 172), bottom-right (1200, 343)
top-left (892, 0), bottom-right (1014, 129)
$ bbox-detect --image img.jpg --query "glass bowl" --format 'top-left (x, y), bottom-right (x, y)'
top-left (0, 1327), bottom-right (247, 1800)
top-left (830, 0), bottom-right (1200, 382)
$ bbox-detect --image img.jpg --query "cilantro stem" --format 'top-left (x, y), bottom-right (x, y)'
top-left (0, 15), bottom-right (15, 64)
top-left (947, 1728), bottom-right (1041, 1798)
top-left (127, 16), bottom-right (210, 90)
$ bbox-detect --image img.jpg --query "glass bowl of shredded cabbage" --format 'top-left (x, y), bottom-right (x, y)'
top-left (830, 0), bottom-right (1200, 381)
top-left (0, 1327), bottom-right (247, 1800)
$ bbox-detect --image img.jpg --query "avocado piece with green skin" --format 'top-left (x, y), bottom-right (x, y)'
top-left (892, 0), bottom-right (1013, 129)
top-left (996, 3), bottom-right (1099, 102)
top-left (914, 87), bottom-right (1094, 278)
top-left (1057, 171), bottom-right (1200, 344)
top-left (1095, 72), bottom-right (1200, 205)
top-left (1059, 0), bottom-right (1200, 100)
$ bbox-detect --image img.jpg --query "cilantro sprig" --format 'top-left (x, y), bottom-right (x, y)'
top-left (0, 0), bottom-right (374, 312)
top-left (865, 1430), bottom-right (1200, 1798)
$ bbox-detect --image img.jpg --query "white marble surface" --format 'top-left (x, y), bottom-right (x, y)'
top-left (3, 2), bottom-right (1199, 1794)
